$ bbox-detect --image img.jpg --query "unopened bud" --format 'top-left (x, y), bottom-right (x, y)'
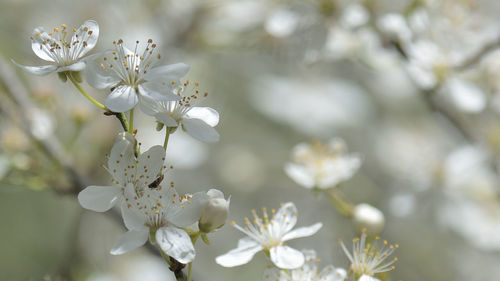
top-left (199, 189), bottom-right (230, 233)
top-left (353, 203), bottom-right (385, 235)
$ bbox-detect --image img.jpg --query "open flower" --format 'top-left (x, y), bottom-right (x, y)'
top-left (78, 132), bottom-right (165, 212)
top-left (263, 249), bottom-right (347, 281)
top-left (14, 20), bottom-right (99, 75)
top-left (216, 202), bottom-right (322, 269)
top-left (85, 39), bottom-right (190, 112)
top-left (285, 139), bottom-right (361, 189)
top-left (111, 183), bottom-right (208, 264)
top-left (140, 80), bottom-right (220, 142)
top-left (339, 231), bottom-right (398, 279)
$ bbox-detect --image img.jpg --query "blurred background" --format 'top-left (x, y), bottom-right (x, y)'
top-left (1, 0), bottom-right (500, 280)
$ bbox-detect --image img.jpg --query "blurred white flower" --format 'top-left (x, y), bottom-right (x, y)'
top-left (140, 80), bottom-right (220, 143)
top-left (85, 39), bottom-right (189, 112)
top-left (439, 194), bottom-right (500, 251)
top-left (377, 14), bottom-right (412, 43)
top-left (265, 9), bottom-right (299, 38)
top-left (340, 232), bottom-right (398, 278)
top-left (29, 108), bottom-right (54, 140)
top-left (340, 3), bottom-right (369, 29)
top-left (285, 139), bottom-right (361, 189)
top-left (14, 20), bottom-right (99, 75)
top-left (216, 202), bottom-right (322, 269)
top-left (251, 76), bottom-right (371, 136)
top-left (78, 132), bottom-right (165, 212)
top-left (443, 77), bottom-right (486, 113)
top-left (263, 249), bottom-right (346, 281)
top-left (111, 183), bottom-right (208, 264)
top-left (353, 204), bottom-right (385, 235)
top-left (199, 189), bottom-right (230, 233)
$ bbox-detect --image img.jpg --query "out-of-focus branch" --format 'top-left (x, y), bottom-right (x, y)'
top-left (0, 55), bottom-right (90, 191)
top-left (456, 35), bottom-right (500, 71)
top-left (386, 40), bottom-right (477, 143)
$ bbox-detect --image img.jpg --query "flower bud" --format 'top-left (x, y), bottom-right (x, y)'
top-left (199, 189), bottom-right (230, 233)
top-left (353, 203), bottom-right (385, 235)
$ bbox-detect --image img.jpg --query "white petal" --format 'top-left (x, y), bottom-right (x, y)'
top-left (181, 118), bottom-right (220, 143)
top-left (144, 63), bottom-right (191, 82)
top-left (274, 202), bottom-right (298, 234)
top-left (282, 223), bottom-right (322, 241)
top-left (446, 78), bottom-right (486, 113)
top-left (136, 145), bottom-right (165, 186)
top-left (168, 191), bottom-right (210, 227)
top-left (185, 107), bottom-right (219, 127)
top-left (77, 185), bottom-right (121, 212)
top-left (110, 230), bottom-right (149, 255)
top-left (105, 85), bottom-right (138, 112)
top-left (155, 113), bottom-right (178, 127)
top-left (284, 163), bottom-right (315, 189)
top-left (358, 275), bottom-right (380, 281)
top-left (156, 226), bottom-right (195, 264)
top-left (57, 61), bottom-right (86, 72)
top-left (31, 27), bottom-right (56, 62)
top-left (107, 132), bottom-right (136, 183)
top-left (270, 245), bottom-right (304, 269)
top-left (138, 95), bottom-right (163, 116)
top-left (120, 201), bottom-right (147, 231)
top-left (84, 59), bottom-right (120, 89)
top-left (139, 83), bottom-right (182, 101)
top-left (317, 156), bottom-right (361, 189)
top-left (70, 20), bottom-right (99, 59)
top-left (215, 237), bottom-right (263, 267)
top-left (207, 188), bottom-right (225, 199)
top-left (12, 60), bottom-right (57, 76)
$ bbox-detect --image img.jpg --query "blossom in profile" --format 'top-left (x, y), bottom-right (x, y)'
top-left (262, 249), bottom-right (346, 281)
top-left (285, 139), bottom-right (361, 189)
top-left (78, 132), bottom-right (165, 212)
top-left (111, 183), bottom-right (208, 264)
top-left (14, 20), bottom-right (99, 75)
top-left (140, 80), bottom-right (220, 143)
top-left (216, 202), bottom-right (322, 269)
top-left (198, 189), bottom-right (230, 233)
top-left (85, 39), bottom-right (190, 112)
top-left (339, 231), bottom-right (398, 280)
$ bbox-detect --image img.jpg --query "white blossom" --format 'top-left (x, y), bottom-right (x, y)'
top-left (111, 183), bottom-right (208, 264)
top-left (285, 139), bottom-right (361, 189)
top-left (340, 232), bottom-right (398, 278)
top-left (216, 202), bottom-right (322, 269)
top-left (140, 80), bottom-right (220, 142)
top-left (14, 20), bottom-right (99, 75)
top-left (85, 39), bottom-right (189, 112)
top-left (263, 249), bottom-right (346, 281)
top-left (78, 132), bottom-right (165, 212)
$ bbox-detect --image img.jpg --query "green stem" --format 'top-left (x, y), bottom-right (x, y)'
top-left (128, 109), bottom-right (134, 133)
top-left (163, 127), bottom-right (171, 150)
top-left (187, 262), bottom-right (193, 281)
top-left (116, 112), bottom-right (129, 132)
top-left (68, 73), bottom-right (106, 110)
top-left (325, 188), bottom-right (354, 217)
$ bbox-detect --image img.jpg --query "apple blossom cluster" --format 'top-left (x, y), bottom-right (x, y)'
top-left (14, 20), bottom-right (399, 281)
